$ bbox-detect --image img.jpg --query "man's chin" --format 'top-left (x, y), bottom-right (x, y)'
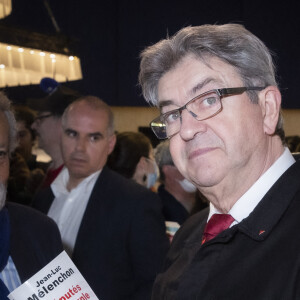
top-left (68, 167), bottom-right (90, 179)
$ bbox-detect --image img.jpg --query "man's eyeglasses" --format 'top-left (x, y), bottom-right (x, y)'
top-left (150, 87), bottom-right (265, 140)
top-left (34, 113), bottom-right (53, 124)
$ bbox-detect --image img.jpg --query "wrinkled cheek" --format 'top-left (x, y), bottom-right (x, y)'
top-left (0, 162), bottom-right (9, 184)
top-left (171, 148), bottom-right (188, 177)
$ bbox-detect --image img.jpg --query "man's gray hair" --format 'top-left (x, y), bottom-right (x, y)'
top-left (0, 92), bottom-right (17, 154)
top-left (154, 140), bottom-right (174, 182)
top-left (155, 140), bottom-right (174, 168)
top-left (139, 24), bottom-right (284, 141)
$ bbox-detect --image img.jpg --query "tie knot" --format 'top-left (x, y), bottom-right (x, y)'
top-left (202, 214), bottom-right (234, 244)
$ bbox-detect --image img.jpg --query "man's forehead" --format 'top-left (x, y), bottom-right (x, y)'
top-left (69, 101), bottom-right (107, 115)
top-left (67, 109), bottom-right (108, 123)
top-left (157, 56), bottom-right (240, 106)
top-left (64, 110), bottom-right (109, 133)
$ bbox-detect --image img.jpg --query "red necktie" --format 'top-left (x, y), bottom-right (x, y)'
top-left (202, 214), bottom-right (234, 244)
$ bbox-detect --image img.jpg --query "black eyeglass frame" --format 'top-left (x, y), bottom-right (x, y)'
top-left (150, 86), bottom-right (266, 140)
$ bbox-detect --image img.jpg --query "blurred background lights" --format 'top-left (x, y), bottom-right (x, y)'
top-left (0, 43), bottom-right (82, 87)
top-left (0, 0), bottom-right (12, 19)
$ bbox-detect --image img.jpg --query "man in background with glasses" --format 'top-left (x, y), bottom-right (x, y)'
top-left (28, 85), bottom-right (81, 188)
top-left (139, 24), bottom-right (300, 299)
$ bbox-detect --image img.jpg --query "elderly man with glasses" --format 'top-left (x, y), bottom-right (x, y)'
top-left (139, 24), bottom-right (300, 299)
top-left (0, 92), bottom-right (63, 298)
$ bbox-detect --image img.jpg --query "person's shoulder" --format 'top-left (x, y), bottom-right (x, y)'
top-left (286, 158), bottom-right (300, 173)
top-left (94, 167), bottom-right (162, 215)
top-left (292, 152), bottom-right (300, 161)
top-left (7, 202), bottom-right (58, 231)
top-left (276, 159), bottom-right (300, 194)
top-left (7, 202), bottom-right (63, 250)
top-left (99, 166), bottom-right (160, 199)
top-left (7, 202), bottom-right (63, 277)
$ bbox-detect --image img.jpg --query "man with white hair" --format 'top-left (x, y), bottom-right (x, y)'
top-left (0, 92), bottom-right (62, 297)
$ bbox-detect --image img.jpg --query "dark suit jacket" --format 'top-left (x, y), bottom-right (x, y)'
top-left (157, 184), bottom-right (190, 225)
top-left (152, 160), bottom-right (300, 299)
top-left (33, 166), bottom-right (169, 300)
top-left (7, 202), bottom-right (63, 283)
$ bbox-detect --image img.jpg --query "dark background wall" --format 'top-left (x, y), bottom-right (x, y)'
top-left (1, 0), bottom-right (299, 108)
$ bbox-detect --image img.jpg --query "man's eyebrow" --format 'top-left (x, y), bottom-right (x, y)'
top-left (158, 77), bottom-right (217, 109)
top-left (189, 78), bottom-right (216, 97)
top-left (88, 132), bottom-right (104, 138)
top-left (64, 128), bottom-right (104, 138)
top-left (64, 128), bottom-right (77, 133)
top-left (158, 100), bottom-right (174, 109)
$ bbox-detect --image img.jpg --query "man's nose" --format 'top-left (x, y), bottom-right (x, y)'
top-left (179, 109), bottom-right (207, 141)
top-left (75, 137), bottom-right (86, 151)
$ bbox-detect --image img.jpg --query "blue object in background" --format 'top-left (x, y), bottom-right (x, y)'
top-left (40, 78), bottom-right (59, 94)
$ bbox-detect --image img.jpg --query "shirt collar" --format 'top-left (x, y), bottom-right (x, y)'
top-left (208, 147), bottom-right (295, 222)
top-left (51, 167), bottom-right (102, 198)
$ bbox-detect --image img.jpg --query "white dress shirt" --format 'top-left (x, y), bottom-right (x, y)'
top-left (208, 147), bottom-right (296, 224)
top-left (48, 167), bottom-right (101, 256)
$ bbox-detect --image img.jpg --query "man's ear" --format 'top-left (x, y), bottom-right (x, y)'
top-left (259, 86), bottom-right (281, 135)
top-left (108, 134), bottom-right (117, 155)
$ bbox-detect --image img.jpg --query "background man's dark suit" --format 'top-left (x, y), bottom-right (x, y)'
top-left (152, 160), bottom-right (300, 299)
top-left (7, 202), bottom-right (63, 283)
top-left (33, 166), bottom-right (169, 299)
